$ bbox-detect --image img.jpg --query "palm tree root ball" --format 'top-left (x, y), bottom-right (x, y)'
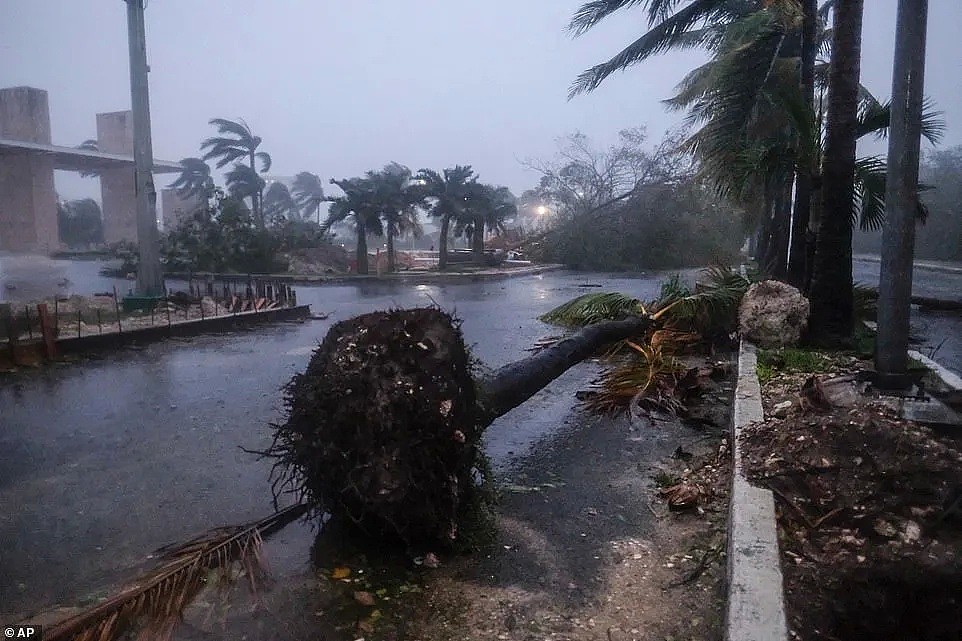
top-left (267, 308), bottom-right (483, 544)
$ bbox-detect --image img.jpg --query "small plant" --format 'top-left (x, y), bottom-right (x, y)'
top-left (757, 348), bottom-right (833, 379)
top-left (652, 471), bottom-right (682, 488)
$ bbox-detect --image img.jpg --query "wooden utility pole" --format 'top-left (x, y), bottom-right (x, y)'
top-left (125, 0), bottom-right (164, 296)
top-left (876, 0), bottom-right (929, 386)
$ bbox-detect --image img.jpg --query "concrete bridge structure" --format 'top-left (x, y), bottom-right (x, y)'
top-left (0, 86), bottom-right (195, 253)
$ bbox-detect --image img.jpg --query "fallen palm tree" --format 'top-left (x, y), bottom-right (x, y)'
top-left (40, 266), bottom-right (754, 640)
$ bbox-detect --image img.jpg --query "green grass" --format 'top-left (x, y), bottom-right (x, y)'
top-left (757, 347), bottom-right (834, 382)
top-left (652, 471), bottom-right (681, 488)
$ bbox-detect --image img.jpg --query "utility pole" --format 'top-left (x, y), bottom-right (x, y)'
top-left (876, 0), bottom-right (929, 387)
top-left (125, 0), bottom-right (164, 296)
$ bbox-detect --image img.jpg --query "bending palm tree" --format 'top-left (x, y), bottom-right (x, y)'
top-left (76, 139), bottom-right (100, 178)
top-left (418, 166), bottom-right (477, 270)
top-left (201, 118), bottom-right (271, 226)
top-left (263, 181), bottom-right (298, 224)
top-left (225, 164), bottom-right (266, 211)
top-left (291, 171), bottom-right (326, 223)
top-left (325, 176), bottom-right (383, 275)
top-left (168, 157), bottom-right (215, 202)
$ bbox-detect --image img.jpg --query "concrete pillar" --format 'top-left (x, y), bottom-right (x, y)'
top-left (97, 111), bottom-right (137, 244)
top-left (0, 87), bottom-right (59, 253)
top-left (160, 188), bottom-right (203, 232)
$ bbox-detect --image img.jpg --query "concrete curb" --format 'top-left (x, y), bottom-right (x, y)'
top-left (854, 255), bottom-right (962, 275)
top-left (726, 341), bottom-right (788, 641)
top-left (163, 264), bottom-right (565, 286)
top-left (909, 350), bottom-right (962, 391)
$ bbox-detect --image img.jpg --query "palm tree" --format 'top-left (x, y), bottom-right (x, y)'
top-left (76, 139), bottom-right (100, 178)
top-left (417, 166), bottom-right (477, 270)
top-left (457, 184), bottom-right (518, 263)
top-left (808, 0), bottom-right (864, 343)
top-left (200, 118), bottom-right (271, 226)
top-left (291, 172), bottom-right (326, 224)
top-left (367, 163), bottom-right (428, 272)
top-left (263, 181), bottom-right (298, 224)
top-left (169, 157), bottom-right (215, 202)
top-left (225, 164), bottom-right (266, 209)
top-left (325, 176), bottom-right (383, 275)
top-left (567, 0), bottom-right (777, 98)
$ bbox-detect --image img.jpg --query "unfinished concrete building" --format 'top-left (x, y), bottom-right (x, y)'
top-left (0, 86), bottom-right (181, 253)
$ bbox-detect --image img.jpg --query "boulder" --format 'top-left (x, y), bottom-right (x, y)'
top-left (738, 280), bottom-right (810, 348)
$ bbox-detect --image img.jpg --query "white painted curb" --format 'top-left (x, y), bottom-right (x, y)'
top-left (726, 341), bottom-right (789, 641)
top-left (909, 350), bottom-right (962, 391)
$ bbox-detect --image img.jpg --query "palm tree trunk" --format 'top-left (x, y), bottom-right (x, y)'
top-left (438, 214), bottom-right (451, 270)
top-left (249, 152), bottom-right (264, 229)
top-left (386, 226), bottom-right (396, 272)
top-left (472, 217), bottom-right (484, 264)
top-left (788, 0), bottom-right (819, 288)
top-left (356, 221), bottom-right (369, 275)
top-left (771, 179), bottom-right (794, 279)
top-left (809, 0), bottom-right (864, 343)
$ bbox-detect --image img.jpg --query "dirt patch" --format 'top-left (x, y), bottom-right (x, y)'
top-left (740, 353), bottom-right (962, 641)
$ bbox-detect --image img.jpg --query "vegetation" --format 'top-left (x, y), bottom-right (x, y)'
top-left (416, 166), bottom-right (478, 270)
top-left (566, 0), bottom-right (947, 345)
top-left (201, 118), bottom-right (272, 227)
top-left (57, 198), bottom-right (104, 249)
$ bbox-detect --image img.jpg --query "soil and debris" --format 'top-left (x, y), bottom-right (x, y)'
top-left (740, 349), bottom-right (962, 641)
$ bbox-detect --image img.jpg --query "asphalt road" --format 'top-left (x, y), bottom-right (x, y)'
top-left (0, 270), bottom-right (675, 618)
top-left (853, 257), bottom-right (962, 375)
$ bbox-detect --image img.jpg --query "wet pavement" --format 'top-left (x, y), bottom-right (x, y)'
top-left (853, 258), bottom-right (962, 375)
top-left (0, 270), bottom-right (673, 618)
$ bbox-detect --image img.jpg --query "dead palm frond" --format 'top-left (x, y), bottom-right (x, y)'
top-left (43, 504), bottom-right (307, 641)
top-left (540, 292), bottom-right (646, 328)
top-left (583, 340), bottom-right (685, 415)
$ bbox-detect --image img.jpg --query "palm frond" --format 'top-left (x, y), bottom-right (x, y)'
top-left (43, 504), bottom-right (306, 641)
top-left (569, 0), bottom-right (733, 97)
top-left (540, 292), bottom-right (645, 327)
top-left (569, 0), bottom-right (649, 36)
top-left (854, 155), bottom-right (931, 231)
top-left (856, 96), bottom-right (945, 145)
top-left (652, 265), bottom-right (751, 336)
top-left (255, 151), bottom-right (272, 173)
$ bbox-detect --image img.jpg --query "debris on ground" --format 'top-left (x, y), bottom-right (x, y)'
top-left (740, 351), bottom-right (962, 641)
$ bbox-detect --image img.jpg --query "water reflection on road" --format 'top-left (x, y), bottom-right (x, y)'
top-left (0, 269), bottom-right (673, 617)
top-left (853, 258), bottom-right (962, 375)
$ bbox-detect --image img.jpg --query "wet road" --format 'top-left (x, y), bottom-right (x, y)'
top-left (853, 258), bottom-right (962, 375)
top-left (0, 271), bottom-right (672, 617)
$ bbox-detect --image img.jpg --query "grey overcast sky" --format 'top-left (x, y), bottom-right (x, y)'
top-left (2, 1), bottom-right (960, 203)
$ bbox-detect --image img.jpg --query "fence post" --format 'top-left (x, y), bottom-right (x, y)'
top-left (113, 286), bottom-right (123, 333)
top-left (25, 306), bottom-right (33, 341)
top-left (54, 298), bottom-right (59, 336)
top-left (37, 304), bottom-right (57, 361)
top-left (77, 310), bottom-right (82, 338)
top-left (166, 295), bottom-right (172, 329)
top-left (5, 313), bottom-right (18, 367)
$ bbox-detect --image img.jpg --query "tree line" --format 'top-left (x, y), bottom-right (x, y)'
top-left (567, 0), bottom-right (949, 344)
top-left (169, 118), bottom-right (518, 275)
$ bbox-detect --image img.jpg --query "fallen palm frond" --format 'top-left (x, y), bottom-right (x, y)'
top-left (652, 265), bottom-right (752, 335)
top-left (583, 341), bottom-right (686, 415)
top-left (547, 266), bottom-right (756, 417)
top-left (539, 292), bottom-right (645, 327)
top-left (43, 503), bottom-right (307, 641)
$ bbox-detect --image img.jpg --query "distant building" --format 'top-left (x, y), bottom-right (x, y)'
top-left (161, 188), bottom-right (204, 232)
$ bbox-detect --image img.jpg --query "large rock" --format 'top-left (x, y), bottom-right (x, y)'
top-left (738, 280), bottom-right (810, 348)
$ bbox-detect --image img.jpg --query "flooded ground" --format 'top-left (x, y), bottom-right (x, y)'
top-left (0, 270), bottom-right (676, 619)
top-left (853, 258), bottom-right (962, 375)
